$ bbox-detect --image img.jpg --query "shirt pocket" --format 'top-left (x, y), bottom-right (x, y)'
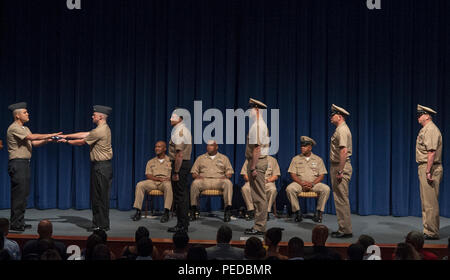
top-left (310, 161), bottom-right (319, 176)
top-left (295, 162), bottom-right (305, 175)
top-left (215, 160), bottom-right (226, 171)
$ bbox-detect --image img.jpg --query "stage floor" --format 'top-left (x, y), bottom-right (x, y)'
top-left (1, 209), bottom-right (449, 244)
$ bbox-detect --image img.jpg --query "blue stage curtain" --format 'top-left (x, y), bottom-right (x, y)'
top-left (0, 0), bottom-right (449, 217)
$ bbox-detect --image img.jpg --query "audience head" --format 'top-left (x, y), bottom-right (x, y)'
top-left (287, 237), bottom-right (304, 259)
top-left (93, 228), bottom-right (108, 244)
top-left (347, 243), bottom-right (365, 260)
top-left (405, 231), bottom-right (424, 252)
top-left (135, 226), bottom-right (150, 243)
top-left (137, 238), bottom-right (153, 257)
top-left (187, 245), bottom-right (208, 260)
top-left (85, 234), bottom-right (104, 260)
top-left (357, 234), bottom-right (375, 252)
top-left (265, 227), bottom-right (283, 247)
top-left (37, 238), bottom-right (55, 256)
top-left (312, 225), bottom-right (329, 246)
top-left (217, 225), bottom-right (233, 244)
top-left (92, 244), bottom-right (111, 260)
top-left (173, 231), bottom-right (189, 250)
top-left (394, 242), bottom-right (421, 260)
top-left (0, 218), bottom-right (9, 235)
top-left (41, 249), bottom-right (62, 260)
top-left (37, 220), bottom-right (53, 239)
top-left (244, 237), bottom-right (266, 260)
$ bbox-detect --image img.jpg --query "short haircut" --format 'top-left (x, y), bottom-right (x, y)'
top-left (40, 249), bottom-right (62, 261)
top-left (93, 228), bottom-right (108, 244)
top-left (135, 226), bottom-right (150, 243)
top-left (405, 231), bottom-right (424, 251)
top-left (137, 238), bottom-right (153, 257)
top-left (173, 231), bottom-right (189, 250)
top-left (85, 234), bottom-right (103, 260)
top-left (288, 237), bottom-right (304, 258)
top-left (357, 234), bottom-right (375, 251)
top-left (92, 244), bottom-right (111, 260)
top-left (245, 237), bottom-right (266, 260)
top-left (265, 227), bottom-right (283, 246)
top-left (187, 245), bottom-right (208, 260)
top-left (347, 243), bottom-right (365, 260)
top-left (217, 225), bottom-right (232, 244)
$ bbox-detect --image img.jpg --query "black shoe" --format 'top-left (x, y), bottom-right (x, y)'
top-left (160, 211), bottom-right (170, 223)
top-left (24, 224), bottom-right (32, 229)
top-left (312, 210), bottom-right (323, 223)
top-left (87, 226), bottom-right (100, 232)
top-left (168, 225), bottom-right (188, 233)
top-left (189, 207), bottom-right (199, 221)
top-left (9, 225), bottom-right (25, 232)
top-left (267, 212), bottom-right (270, 221)
top-left (331, 231), bottom-right (353, 238)
top-left (245, 210), bottom-right (255, 221)
top-left (294, 211), bottom-right (303, 222)
top-left (131, 209), bottom-right (142, 221)
top-left (244, 228), bottom-right (265, 235)
top-left (423, 233), bottom-right (439, 240)
top-left (224, 209), bottom-right (232, 223)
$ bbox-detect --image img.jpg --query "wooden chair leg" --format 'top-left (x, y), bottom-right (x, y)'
top-left (145, 194), bottom-right (149, 218)
top-left (272, 200), bottom-right (277, 217)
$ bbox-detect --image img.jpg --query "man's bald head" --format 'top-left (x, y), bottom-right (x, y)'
top-left (312, 225), bottom-right (329, 246)
top-left (38, 220), bottom-right (53, 239)
top-left (154, 141), bottom-right (167, 156)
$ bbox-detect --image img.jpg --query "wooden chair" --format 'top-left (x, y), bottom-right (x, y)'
top-left (298, 191), bottom-right (318, 217)
top-left (144, 190), bottom-right (164, 218)
top-left (198, 189), bottom-right (224, 217)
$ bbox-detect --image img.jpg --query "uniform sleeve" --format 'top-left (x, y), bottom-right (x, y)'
top-left (85, 128), bottom-right (100, 145)
top-left (240, 160), bottom-right (248, 175)
top-left (145, 160), bottom-right (153, 176)
top-left (338, 129), bottom-right (349, 149)
top-left (423, 129), bottom-right (439, 151)
top-left (190, 158), bottom-right (200, 175)
top-left (287, 157), bottom-right (297, 174)
top-left (272, 159), bottom-right (281, 177)
top-left (10, 125), bottom-right (31, 141)
top-left (224, 157), bottom-right (234, 175)
top-left (317, 158), bottom-right (328, 175)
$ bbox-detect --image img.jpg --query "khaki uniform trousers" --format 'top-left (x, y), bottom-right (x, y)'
top-left (285, 182), bottom-right (330, 213)
top-left (133, 179), bottom-right (173, 210)
top-left (242, 182), bottom-right (277, 212)
top-left (190, 178), bottom-right (233, 207)
top-left (418, 163), bottom-right (443, 237)
top-left (247, 158), bottom-right (268, 232)
top-left (330, 162), bottom-right (353, 234)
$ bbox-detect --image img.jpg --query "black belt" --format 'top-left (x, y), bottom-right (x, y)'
top-left (9, 159), bottom-right (31, 163)
top-left (92, 160), bottom-right (112, 164)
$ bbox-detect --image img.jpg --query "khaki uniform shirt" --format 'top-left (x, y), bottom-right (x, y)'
top-left (241, 156), bottom-right (281, 180)
top-left (191, 152), bottom-right (234, 178)
top-left (416, 121), bottom-right (442, 164)
top-left (288, 153), bottom-right (328, 182)
top-left (330, 122), bottom-right (352, 163)
top-left (85, 123), bottom-right (113, 162)
top-left (7, 122), bottom-right (32, 160)
top-left (245, 118), bottom-right (270, 160)
top-left (169, 122), bottom-right (192, 161)
top-left (145, 155), bottom-right (172, 178)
